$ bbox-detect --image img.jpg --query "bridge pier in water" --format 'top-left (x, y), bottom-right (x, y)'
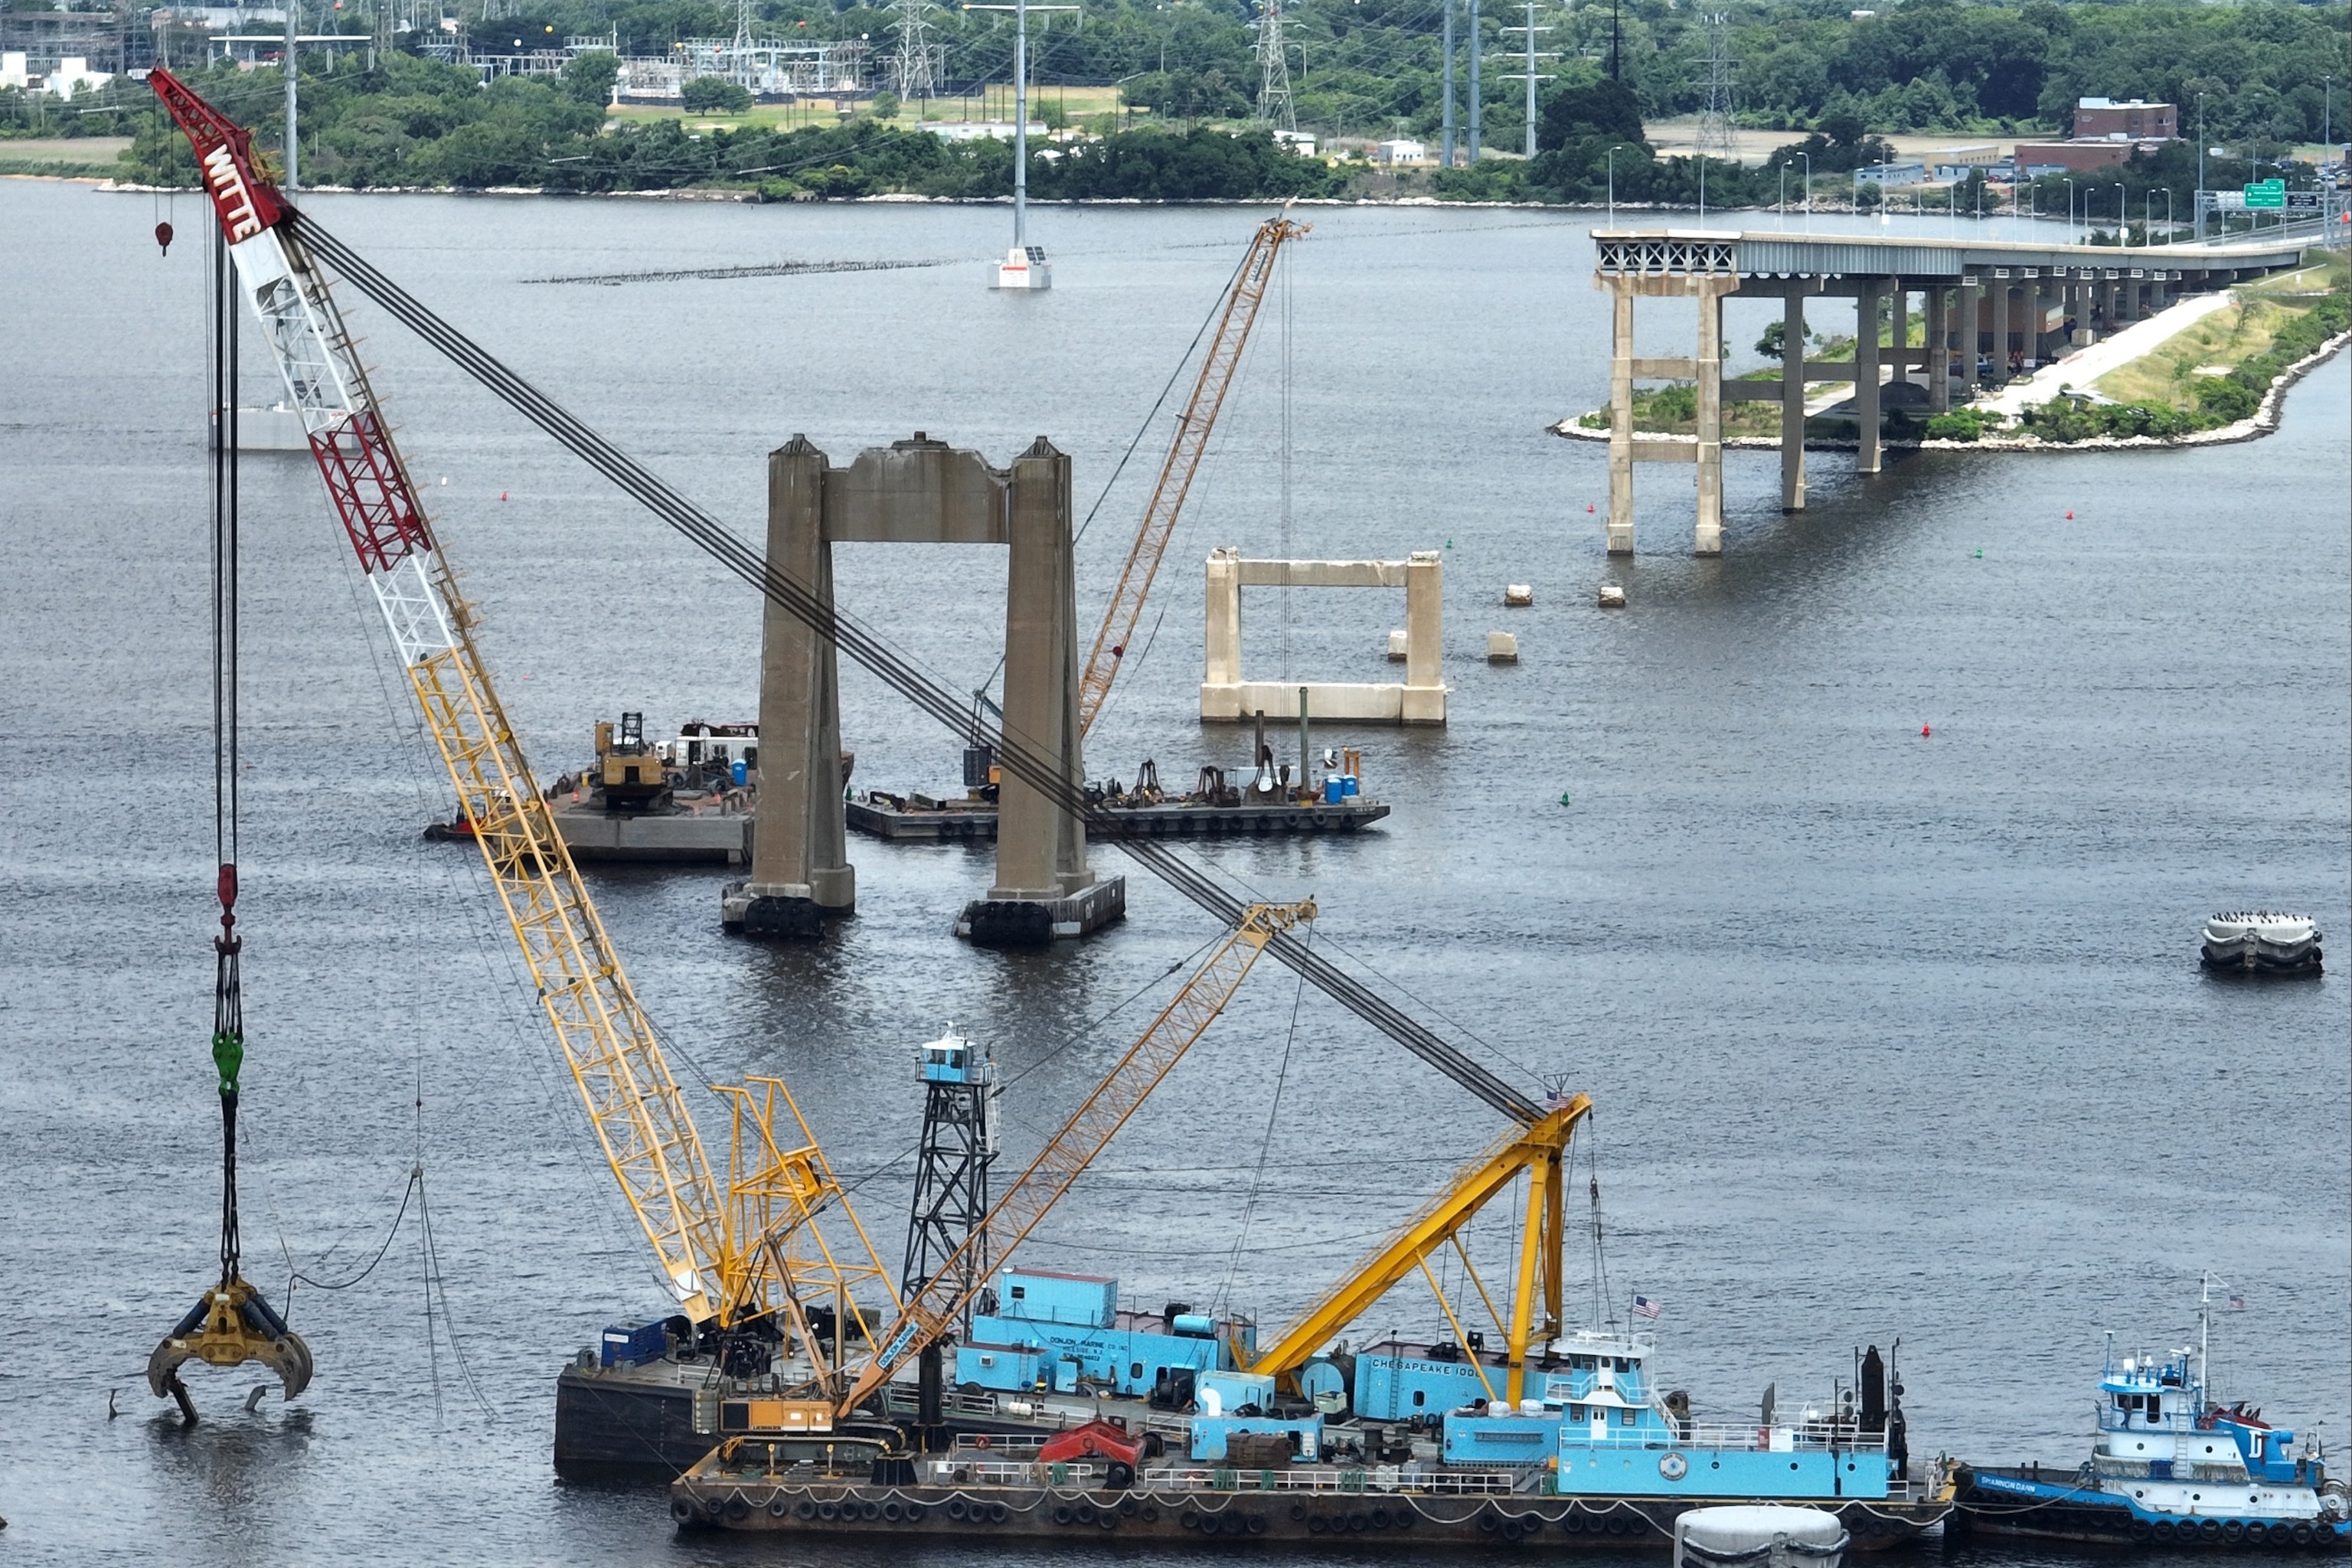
top-left (1589, 227), bottom-right (2305, 556)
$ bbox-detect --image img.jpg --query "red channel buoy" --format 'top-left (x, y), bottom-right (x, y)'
top-left (154, 220), bottom-right (175, 255)
top-left (2065, 509), bottom-right (2074, 519)
top-left (1586, 503), bottom-right (1596, 513)
top-left (1920, 724), bottom-right (1932, 737)
top-left (500, 491), bottom-right (509, 501)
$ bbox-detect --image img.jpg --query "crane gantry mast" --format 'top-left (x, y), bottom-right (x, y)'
top-left (1076, 213), bottom-right (1307, 737)
top-left (837, 899), bottom-right (1317, 1416)
top-left (149, 68), bottom-right (896, 1361)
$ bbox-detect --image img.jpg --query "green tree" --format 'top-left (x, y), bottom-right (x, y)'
top-left (559, 50), bottom-right (620, 106)
top-left (681, 76), bottom-right (752, 113)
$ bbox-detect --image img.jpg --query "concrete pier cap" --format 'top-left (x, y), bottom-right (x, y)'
top-left (1200, 547), bottom-right (1448, 725)
top-left (720, 430), bottom-right (1122, 946)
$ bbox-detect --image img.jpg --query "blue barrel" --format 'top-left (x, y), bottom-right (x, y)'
top-left (1324, 776), bottom-right (1344, 805)
top-left (1341, 775), bottom-right (1359, 798)
top-left (732, 760), bottom-right (749, 786)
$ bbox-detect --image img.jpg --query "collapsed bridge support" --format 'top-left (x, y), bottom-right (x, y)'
top-left (723, 433), bottom-right (1122, 945)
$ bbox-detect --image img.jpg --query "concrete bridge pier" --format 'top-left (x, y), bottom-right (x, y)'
top-left (1854, 280), bottom-right (1883, 475)
top-left (1600, 258), bottom-right (1738, 556)
top-left (1779, 289), bottom-right (1809, 511)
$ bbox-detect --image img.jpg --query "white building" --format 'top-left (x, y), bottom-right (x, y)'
top-left (1374, 138), bottom-right (1426, 165)
top-left (2, 52), bottom-right (113, 97)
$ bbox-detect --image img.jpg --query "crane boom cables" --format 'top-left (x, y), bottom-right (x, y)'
top-left (286, 214), bottom-right (1540, 1128)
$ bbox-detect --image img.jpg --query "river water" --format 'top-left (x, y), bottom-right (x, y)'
top-left (2, 181), bottom-right (2345, 1566)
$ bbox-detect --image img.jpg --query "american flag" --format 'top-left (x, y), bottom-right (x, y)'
top-left (2229, 1292), bottom-right (2246, 1311)
top-left (1634, 1294), bottom-right (1664, 1320)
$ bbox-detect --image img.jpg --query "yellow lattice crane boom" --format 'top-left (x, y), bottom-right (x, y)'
top-left (1243, 1093), bottom-right (1592, 1406)
top-left (151, 68), bottom-right (895, 1362)
top-left (837, 899), bottom-right (1318, 1416)
top-left (1076, 213), bottom-right (1308, 736)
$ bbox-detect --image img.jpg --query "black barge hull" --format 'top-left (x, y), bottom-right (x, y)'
top-left (668, 1481), bottom-right (1948, 1549)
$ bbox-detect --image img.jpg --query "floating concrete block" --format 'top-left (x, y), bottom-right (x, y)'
top-left (1597, 583), bottom-right (1627, 609)
top-left (1387, 629), bottom-right (1410, 662)
top-left (1504, 583), bottom-right (1534, 607)
top-left (1487, 632), bottom-right (1519, 664)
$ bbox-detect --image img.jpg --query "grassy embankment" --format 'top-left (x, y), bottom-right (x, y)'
top-left (2093, 251), bottom-right (2351, 410)
top-left (0, 134), bottom-right (132, 177)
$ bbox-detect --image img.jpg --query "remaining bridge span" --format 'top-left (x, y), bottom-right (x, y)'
top-left (1589, 227), bottom-right (2321, 554)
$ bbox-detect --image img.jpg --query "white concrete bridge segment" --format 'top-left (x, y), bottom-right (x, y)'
top-left (1589, 227), bottom-right (2317, 556)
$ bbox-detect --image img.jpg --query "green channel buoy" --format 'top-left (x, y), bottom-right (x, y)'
top-left (1559, 792), bottom-right (1572, 806)
top-left (1974, 549), bottom-right (1983, 558)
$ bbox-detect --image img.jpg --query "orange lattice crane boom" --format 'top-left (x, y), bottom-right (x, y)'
top-left (1076, 213), bottom-right (1307, 737)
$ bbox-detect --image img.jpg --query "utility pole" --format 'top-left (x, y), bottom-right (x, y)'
top-left (1440, 0), bottom-right (1455, 168)
top-left (2196, 93), bottom-right (2207, 240)
top-left (283, 0), bottom-right (297, 192)
top-left (1497, 2), bottom-right (1555, 158)
top-left (1255, 0), bottom-right (1295, 132)
top-left (1466, 0), bottom-right (1481, 163)
top-left (1608, 0), bottom-right (1620, 80)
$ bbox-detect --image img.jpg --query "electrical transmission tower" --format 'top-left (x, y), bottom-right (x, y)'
top-left (1255, 0), bottom-right (1296, 132)
top-left (1497, 2), bottom-right (1557, 158)
top-left (1694, 11), bottom-right (1740, 164)
top-left (890, 0), bottom-right (940, 103)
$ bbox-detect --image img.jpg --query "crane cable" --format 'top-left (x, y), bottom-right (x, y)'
top-left (208, 216), bottom-right (246, 1289)
top-left (286, 214), bottom-right (1540, 1126)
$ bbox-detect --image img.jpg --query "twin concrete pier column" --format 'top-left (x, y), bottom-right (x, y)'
top-left (1959, 274), bottom-right (1983, 384)
top-left (724, 432), bottom-right (1122, 946)
top-left (1991, 278), bottom-right (2012, 381)
top-left (1599, 254), bottom-right (1736, 557)
top-left (1887, 288), bottom-right (1910, 391)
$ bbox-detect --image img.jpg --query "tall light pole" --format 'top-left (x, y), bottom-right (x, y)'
top-left (2197, 92), bottom-right (2207, 239)
top-left (2324, 77), bottom-right (2331, 159)
top-left (283, 0), bottom-right (299, 193)
top-left (1607, 142), bottom-right (1622, 225)
top-left (1466, 0), bottom-right (1481, 164)
top-left (2063, 176), bottom-right (2076, 241)
top-left (2113, 181), bottom-right (2125, 243)
top-left (1800, 149), bottom-right (1811, 232)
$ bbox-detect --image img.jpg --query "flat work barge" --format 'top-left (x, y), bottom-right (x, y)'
top-left (670, 1442), bottom-right (1950, 1547)
top-left (850, 789), bottom-right (1390, 842)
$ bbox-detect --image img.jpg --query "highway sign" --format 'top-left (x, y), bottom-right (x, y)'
top-left (2212, 191), bottom-right (2248, 209)
top-left (2285, 191), bottom-right (2322, 210)
top-left (2243, 179), bottom-right (2285, 209)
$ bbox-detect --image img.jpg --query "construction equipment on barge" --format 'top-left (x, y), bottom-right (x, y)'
top-left (146, 67), bottom-right (897, 1418)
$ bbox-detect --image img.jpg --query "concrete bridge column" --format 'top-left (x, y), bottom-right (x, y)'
top-left (1606, 280), bottom-right (1635, 556)
top-left (1991, 277), bottom-right (2012, 382)
top-left (1854, 279), bottom-right (1883, 475)
top-left (2072, 276), bottom-right (2097, 347)
top-left (1780, 290), bottom-right (1808, 511)
top-left (1926, 287), bottom-right (1952, 413)
top-left (2152, 273), bottom-right (2171, 311)
top-left (737, 436), bottom-right (855, 936)
top-left (1959, 274), bottom-right (1984, 387)
top-left (1888, 286), bottom-right (1910, 390)
top-left (1694, 280), bottom-right (1730, 556)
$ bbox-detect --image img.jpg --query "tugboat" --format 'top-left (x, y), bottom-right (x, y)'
top-left (2200, 913), bottom-right (2324, 975)
top-left (1954, 1283), bottom-right (2350, 1550)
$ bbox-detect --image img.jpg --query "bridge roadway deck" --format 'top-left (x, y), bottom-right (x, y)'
top-left (1586, 224), bottom-right (2329, 555)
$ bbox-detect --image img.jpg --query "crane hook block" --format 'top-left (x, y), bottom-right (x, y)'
top-left (147, 1274), bottom-right (314, 1403)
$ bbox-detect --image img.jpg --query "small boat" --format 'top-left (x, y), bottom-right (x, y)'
top-left (1953, 1283), bottom-right (2350, 1550)
top-left (2200, 912), bottom-right (2323, 975)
